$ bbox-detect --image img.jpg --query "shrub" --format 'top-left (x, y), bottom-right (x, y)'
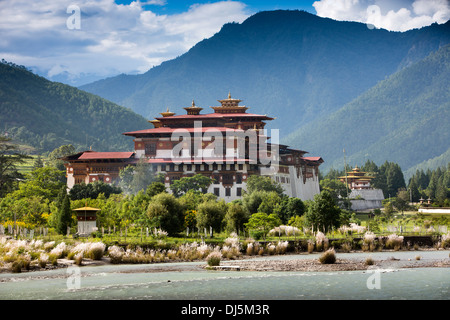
top-left (206, 251), bottom-right (222, 266)
top-left (441, 233), bottom-right (450, 248)
top-left (86, 242), bottom-right (106, 260)
top-left (319, 248), bottom-right (336, 264)
top-left (307, 239), bottom-right (314, 253)
top-left (74, 253), bottom-right (83, 266)
top-left (365, 257), bottom-right (374, 266)
top-left (341, 242), bottom-right (352, 253)
top-left (39, 254), bottom-right (49, 268)
top-left (50, 242), bottom-right (69, 258)
top-left (385, 234), bottom-right (404, 251)
top-left (315, 231), bottom-right (328, 252)
top-left (11, 261), bottom-right (22, 273)
top-left (107, 245), bottom-right (124, 264)
top-left (363, 231), bottom-right (376, 252)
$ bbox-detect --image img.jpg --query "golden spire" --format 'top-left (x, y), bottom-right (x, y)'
top-left (160, 107), bottom-right (175, 117)
top-left (183, 99), bottom-right (203, 115)
top-left (228, 91), bottom-right (231, 99)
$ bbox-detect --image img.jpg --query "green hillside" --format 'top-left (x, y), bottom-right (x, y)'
top-left (284, 44), bottom-right (450, 174)
top-left (0, 61), bottom-right (151, 153)
top-left (404, 147), bottom-right (450, 181)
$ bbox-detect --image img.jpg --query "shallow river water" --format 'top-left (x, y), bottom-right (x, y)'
top-left (0, 250), bottom-right (448, 300)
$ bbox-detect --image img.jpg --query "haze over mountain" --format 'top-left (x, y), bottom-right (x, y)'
top-left (284, 44), bottom-right (450, 178)
top-left (0, 61), bottom-right (150, 153)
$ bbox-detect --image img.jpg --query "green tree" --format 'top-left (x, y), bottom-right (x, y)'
top-left (56, 192), bottom-right (72, 235)
top-left (178, 189), bottom-right (204, 211)
top-left (48, 144), bottom-right (76, 171)
top-left (32, 155), bottom-right (44, 171)
top-left (245, 175), bottom-right (284, 196)
top-left (407, 177), bottom-right (421, 202)
top-left (196, 200), bottom-right (226, 236)
top-left (119, 160), bottom-right (156, 195)
top-left (170, 174), bottom-right (212, 197)
top-left (242, 190), bottom-right (266, 214)
top-left (257, 191), bottom-right (282, 215)
top-left (319, 178), bottom-right (351, 209)
top-left (69, 181), bottom-right (122, 200)
top-left (273, 196), bottom-right (305, 224)
top-left (305, 191), bottom-right (342, 233)
top-left (384, 162), bottom-right (406, 198)
top-left (12, 166), bottom-right (65, 200)
top-left (118, 165), bottom-right (135, 194)
top-left (146, 181), bottom-right (166, 198)
top-left (224, 202), bottom-right (249, 233)
top-left (146, 193), bottom-right (184, 235)
top-left (0, 136), bottom-right (31, 197)
top-left (393, 189), bottom-right (410, 214)
top-left (244, 212), bottom-right (281, 240)
top-left (131, 159), bottom-right (156, 194)
top-left (436, 176), bottom-right (448, 205)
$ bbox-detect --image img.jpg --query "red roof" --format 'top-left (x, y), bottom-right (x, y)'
top-left (155, 113), bottom-right (274, 121)
top-left (78, 152), bottom-right (135, 160)
top-left (302, 156), bottom-right (324, 162)
top-left (123, 126), bottom-right (247, 136)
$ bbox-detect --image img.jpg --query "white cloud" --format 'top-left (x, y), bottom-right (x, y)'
top-left (313, 0), bottom-right (450, 31)
top-left (0, 0), bottom-right (250, 85)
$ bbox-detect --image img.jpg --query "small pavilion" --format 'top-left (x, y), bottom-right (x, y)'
top-left (73, 207), bottom-right (100, 236)
top-left (339, 166), bottom-right (374, 190)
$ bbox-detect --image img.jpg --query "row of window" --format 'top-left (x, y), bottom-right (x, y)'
top-left (213, 187), bottom-right (242, 197)
top-left (159, 163), bottom-right (246, 172)
top-left (275, 176), bottom-right (290, 184)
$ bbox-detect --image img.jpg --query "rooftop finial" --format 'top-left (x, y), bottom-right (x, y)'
top-left (228, 91), bottom-right (231, 99)
top-left (192, 99), bottom-right (195, 107)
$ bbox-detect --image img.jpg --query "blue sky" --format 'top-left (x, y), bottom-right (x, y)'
top-left (115, 0), bottom-right (317, 15)
top-left (0, 0), bottom-right (448, 86)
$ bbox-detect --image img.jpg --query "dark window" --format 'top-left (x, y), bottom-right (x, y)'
top-left (225, 188), bottom-right (231, 197)
top-left (145, 143), bottom-right (156, 156)
top-left (237, 187), bottom-right (242, 197)
top-left (214, 188), bottom-right (220, 197)
top-left (222, 174), bottom-right (233, 184)
top-left (236, 174), bottom-right (242, 184)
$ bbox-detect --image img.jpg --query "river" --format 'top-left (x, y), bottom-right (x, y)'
top-left (0, 250), bottom-right (448, 300)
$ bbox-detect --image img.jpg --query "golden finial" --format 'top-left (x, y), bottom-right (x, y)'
top-left (228, 91), bottom-right (231, 99)
top-left (192, 99), bottom-right (196, 107)
top-left (160, 107), bottom-right (175, 117)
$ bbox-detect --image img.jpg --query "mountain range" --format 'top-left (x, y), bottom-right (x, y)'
top-left (2, 10), bottom-right (449, 178)
top-left (79, 10), bottom-right (450, 176)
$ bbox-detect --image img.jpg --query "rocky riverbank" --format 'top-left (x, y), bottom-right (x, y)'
top-left (219, 251), bottom-right (450, 272)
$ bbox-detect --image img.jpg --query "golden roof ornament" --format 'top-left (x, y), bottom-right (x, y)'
top-left (183, 99), bottom-right (203, 115)
top-left (160, 107), bottom-right (175, 117)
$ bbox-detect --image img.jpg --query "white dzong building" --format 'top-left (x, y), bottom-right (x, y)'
top-left (62, 94), bottom-right (323, 202)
